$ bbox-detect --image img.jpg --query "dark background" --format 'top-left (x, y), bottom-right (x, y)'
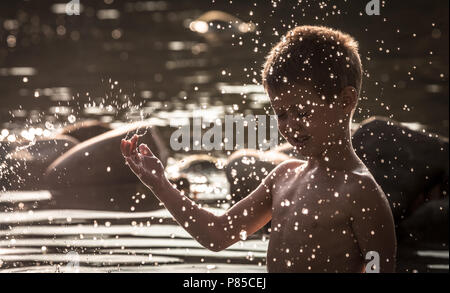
top-left (0, 0), bottom-right (448, 137)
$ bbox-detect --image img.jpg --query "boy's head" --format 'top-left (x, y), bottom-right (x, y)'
top-left (262, 25), bottom-right (363, 102)
top-left (262, 26), bottom-right (363, 154)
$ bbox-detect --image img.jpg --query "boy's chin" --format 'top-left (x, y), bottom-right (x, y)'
top-left (288, 138), bottom-right (310, 152)
top-left (287, 135), bottom-right (311, 148)
top-left (292, 144), bottom-right (309, 152)
top-left (292, 145), bottom-right (314, 160)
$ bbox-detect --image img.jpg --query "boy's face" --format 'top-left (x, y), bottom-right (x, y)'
top-left (269, 86), bottom-right (348, 157)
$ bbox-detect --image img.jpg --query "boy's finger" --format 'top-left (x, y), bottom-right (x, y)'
top-left (123, 139), bottom-right (132, 157)
top-left (139, 143), bottom-right (154, 157)
top-left (120, 139), bottom-right (128, 156)
top-left (126, 140), bottom-right (133, 156)
top-left (128, 137), bottom-right (136, 155)
top-left (130, 134), bottom-right (139, 154)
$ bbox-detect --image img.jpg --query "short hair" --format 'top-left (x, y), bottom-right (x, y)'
top-left (262, 26), bottom-right (363, 103)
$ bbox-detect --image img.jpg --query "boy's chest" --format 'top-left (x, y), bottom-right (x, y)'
top-left (270, 171), bottom-right (351, 231)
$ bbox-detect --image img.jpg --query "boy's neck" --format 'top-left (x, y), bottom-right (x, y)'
top-left (308, 123), bottom-right (361, 171)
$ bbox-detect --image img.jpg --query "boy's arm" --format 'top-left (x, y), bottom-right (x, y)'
top-left (121, 135), bottom-right (274, 252)
top-left (350, 180), bottom-right (397, 273)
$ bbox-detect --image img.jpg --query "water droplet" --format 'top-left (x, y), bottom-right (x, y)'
top-left (68, 115), bottom-right (76, 123)
top-left (45, 121), bottom-right (54, 130)
top-left (239, 230), bottom-right (247, 240)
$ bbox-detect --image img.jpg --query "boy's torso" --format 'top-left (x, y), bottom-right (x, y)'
top-left (267, 159), bottom-right (376, 273)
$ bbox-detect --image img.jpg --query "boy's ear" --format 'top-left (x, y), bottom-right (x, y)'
top-left (339, 86), bottom-right (358, 110)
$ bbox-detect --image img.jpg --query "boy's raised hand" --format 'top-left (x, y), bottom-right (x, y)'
top-left (120, 134), bottom-right (165, 189)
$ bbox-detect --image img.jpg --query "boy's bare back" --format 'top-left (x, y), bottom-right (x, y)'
top-left (266, 159), bottom-right (395, 273)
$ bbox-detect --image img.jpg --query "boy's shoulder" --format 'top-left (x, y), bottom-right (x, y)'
top-left (272, 158), bottom-right (307, 175)
top-left (339, 169), bottom-right (389, 208)
top-left (263, 159), bottom-right (307, 186)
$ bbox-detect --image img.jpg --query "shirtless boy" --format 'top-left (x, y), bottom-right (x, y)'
top-left (120, 25), bottom-right (396, 273)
